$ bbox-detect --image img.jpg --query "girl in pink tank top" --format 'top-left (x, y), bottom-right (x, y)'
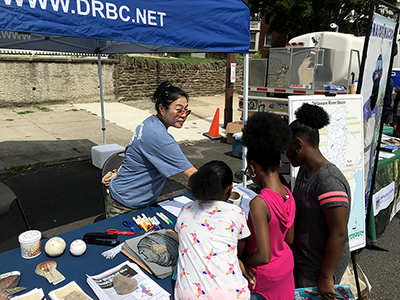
top-left (240, 112), bottom-right (296, 300)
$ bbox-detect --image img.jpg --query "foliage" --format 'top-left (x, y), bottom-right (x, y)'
top-left (248, 0), bottom-right (398, 37)
top-left (235, 53), bottom-right (243, 60)
top-left (251, 51), bottom-right (262, 59)
top-left (7, 162), bottom-right (45, 175)
top-left (17, 110), bottom-right (34, 115)
top-left (33, 104), bottom-right (51, 112)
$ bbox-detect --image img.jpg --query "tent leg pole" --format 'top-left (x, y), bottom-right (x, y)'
top-left (98, 53), bottom-right (106, 145)
top-left (242, 53), bottom-right (249, 187)
top-left (351, 251), bottom-right (363, 300)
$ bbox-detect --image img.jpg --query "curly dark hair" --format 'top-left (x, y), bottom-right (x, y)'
top-left (290, 103), bottom-right (330, 147)
top-left (188, 160), bottom-right (233, 202)
top-left (241, 112), bottom-right (292, 172)
top-left (152, 81), bottom-right (189, 112)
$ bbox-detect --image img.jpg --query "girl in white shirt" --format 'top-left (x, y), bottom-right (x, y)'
top-left (174, 160), bottom-right (251, 299)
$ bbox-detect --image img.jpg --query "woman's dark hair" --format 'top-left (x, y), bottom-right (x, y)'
top-left (241, 112), bottom-right (292, 172)
top-left (290, 103), bottom-right (330, 148)
top-left (152, 81), bottom-right (189, 112)
top-left (189, 160), bottom-right (233, 202)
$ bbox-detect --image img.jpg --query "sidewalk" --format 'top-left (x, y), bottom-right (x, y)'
top-left (0, 94), bottom-right (241, 173)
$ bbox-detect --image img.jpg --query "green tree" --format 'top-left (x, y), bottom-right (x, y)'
top-left (248, 0), bottom-right (398, 37)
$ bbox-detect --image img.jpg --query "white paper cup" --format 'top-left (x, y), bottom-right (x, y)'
top-left (228, 190), bottom-right (242, 206)
top-left (18, 230), bottom-right (42, 259)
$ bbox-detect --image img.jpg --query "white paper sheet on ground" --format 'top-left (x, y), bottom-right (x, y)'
top-left (158, 196), bottom-right (193, 217)
top-left (233, 184), bottom-right (257, 218)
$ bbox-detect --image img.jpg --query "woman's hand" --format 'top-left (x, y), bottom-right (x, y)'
top-left (102, 171), bottom-right (117, 186)
top-left (317, 276), bottom-right (339, 300)
top-left (239, 259), bottom-right (256, 289)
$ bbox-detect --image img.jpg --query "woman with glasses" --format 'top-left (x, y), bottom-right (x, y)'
top-left (102, 81), bottom-right (197, 217)
top-left (240, 112), bottom-right (296, 300)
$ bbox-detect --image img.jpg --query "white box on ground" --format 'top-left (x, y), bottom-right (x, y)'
top-left (91, 144), bottom-right (125, 169)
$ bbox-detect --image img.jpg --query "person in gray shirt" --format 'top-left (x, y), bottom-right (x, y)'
top-left (286, 103), bottom-right (351, 300)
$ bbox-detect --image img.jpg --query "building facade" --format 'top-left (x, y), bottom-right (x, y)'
top-left (249, 16), bottom-right (286, 58)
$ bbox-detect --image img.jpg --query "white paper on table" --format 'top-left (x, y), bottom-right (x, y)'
top-left (48, 281), bottom-right (93, 300)
top-left (233, 184), bottom-right (257, 218)
top-left (158, 195), bottom-right (193, 217)
top-left (379, 151), bottom-right (396, 159)
top-left (11, 288), bottom-right (44, 300)
top-left (158, 184), bottom-right (257, 218)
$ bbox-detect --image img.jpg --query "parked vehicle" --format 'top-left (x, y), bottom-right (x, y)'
top-left (239, 31), bottom-right (365, 115)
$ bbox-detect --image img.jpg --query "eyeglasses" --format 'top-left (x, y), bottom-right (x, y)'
top-left (172, 108), bottom-right (191, 117)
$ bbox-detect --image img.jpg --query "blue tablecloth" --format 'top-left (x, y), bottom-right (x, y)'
top-left (0, 204), bottom-right (179, 298)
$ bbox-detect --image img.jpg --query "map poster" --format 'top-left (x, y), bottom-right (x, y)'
top-left (288, 94), bottom-right (365, 251)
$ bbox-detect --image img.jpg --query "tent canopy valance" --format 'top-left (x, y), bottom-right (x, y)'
top-left (0, 0), bottom-right (250, 54)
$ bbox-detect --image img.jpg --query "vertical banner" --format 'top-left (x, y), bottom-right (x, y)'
top-left (361, 13), bottom-right (396, 215)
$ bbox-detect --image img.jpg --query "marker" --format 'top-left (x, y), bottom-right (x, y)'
top-left (149, 217), bottom-right (159, 230)
top-left (138, 216), bottom-right (149, 232)
top-left (151, 217), bottom-right (161, 230)
top-left (132, 217), bottom-right (143, 231)
top-left (142, 213), bottom-right (155, 230)
top-left (139, 216), bottom-right (152, 231)
top-left (136, 216), bottom-right (148, 232)
top-left (160, 212), bottom-right (173, 225)
top-left (153, 216), bottom-right (164, 229)
top-left (156, 212), bottom-right (170, 225)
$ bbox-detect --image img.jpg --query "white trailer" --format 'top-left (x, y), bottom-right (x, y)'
top-left (239, 31), bottom-right (365, 116)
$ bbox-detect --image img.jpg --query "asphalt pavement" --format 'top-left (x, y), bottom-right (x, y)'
top-left (0, 94), bottom-right (399, 299)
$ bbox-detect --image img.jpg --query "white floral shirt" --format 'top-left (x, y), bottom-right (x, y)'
top-left (174, 200), bottom-right (251, 299)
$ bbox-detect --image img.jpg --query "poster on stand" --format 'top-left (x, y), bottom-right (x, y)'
top-left (360, 13), bottom-right (396, 216)
top-left (289, 94), bottom-right (365, 251)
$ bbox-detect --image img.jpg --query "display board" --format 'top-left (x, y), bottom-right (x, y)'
top-left (288, 94), bottom-right (365, 251)
top-left (360, 13), bottom-right (396, 215)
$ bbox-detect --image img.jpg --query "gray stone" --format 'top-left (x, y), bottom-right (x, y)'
top-left (151, 244), bottom-right (167, 254)
top-left (64, 291), bottom-right (91, 300)
top-left (113, 273), bottom-right (138, 295)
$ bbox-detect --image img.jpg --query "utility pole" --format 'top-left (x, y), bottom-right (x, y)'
top-left (224, 53), bottom-right (235, 128)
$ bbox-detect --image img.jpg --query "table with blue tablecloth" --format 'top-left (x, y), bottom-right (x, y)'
top-left (0, 203), bottom-right (180, 299)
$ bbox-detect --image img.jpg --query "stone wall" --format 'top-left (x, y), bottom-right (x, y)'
top-left (0, 56), bottom-right (118, 107)
top-left (116, 55), bottom-right (244, 101)
top-left (0, 55), bottom-right (243, 107)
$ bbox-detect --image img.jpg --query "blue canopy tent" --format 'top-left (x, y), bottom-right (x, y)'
top-left (0, 0), bottom-right (251, 146)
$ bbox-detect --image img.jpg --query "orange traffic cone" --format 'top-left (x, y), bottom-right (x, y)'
top-left (203, 108), bottom-right (223, 140)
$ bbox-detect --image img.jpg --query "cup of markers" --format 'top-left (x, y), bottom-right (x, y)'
top-left (132, 212), bottom-right (172, 232)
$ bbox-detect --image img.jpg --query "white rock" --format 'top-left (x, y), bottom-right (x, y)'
top-left (69, 239), bottom-right (87, 256)
top-left (45, 237), bottom-right (66, 257)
